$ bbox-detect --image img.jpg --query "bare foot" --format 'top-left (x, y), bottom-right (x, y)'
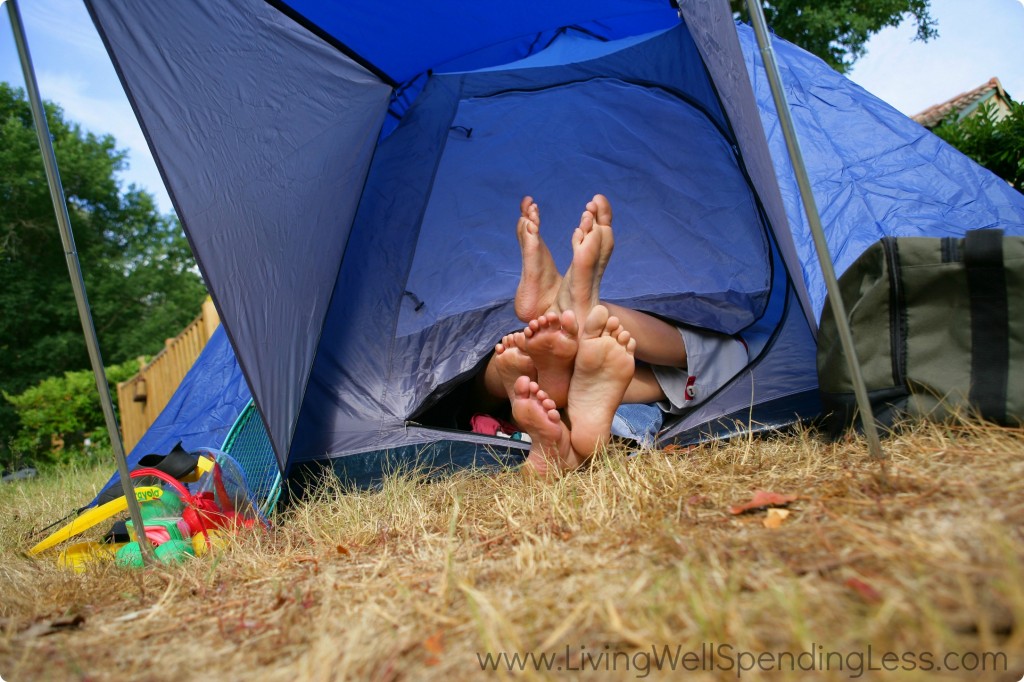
top-left (512, 377), bottom-right (582, 477)
top-left (555, 194), bottom-right (615, 326)
top-left (514, 196), bottom-right (563, 323)
top-left (522, 309), bottom-right (579, 408)
top-left (493, 332), bottom-right (536, 400)
top-left (566, 305), bottom-right (636, 460)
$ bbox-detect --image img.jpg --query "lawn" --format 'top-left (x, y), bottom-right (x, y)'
top-left (1, 421), bottom-right (1022, 680)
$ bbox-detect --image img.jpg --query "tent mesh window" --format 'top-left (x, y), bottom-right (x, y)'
top-left (221, 400), bottom-right (282, 515)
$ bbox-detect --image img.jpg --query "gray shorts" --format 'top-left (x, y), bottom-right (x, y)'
top-left (652, 327), bottom-right (749, 414)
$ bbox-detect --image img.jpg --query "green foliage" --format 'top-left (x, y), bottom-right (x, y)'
top-left (932, 101), bottom-right (1024, 190)
top-left (730, 0), bottom-right (937, 73)
top-left (0, 82), bottom-right (207, 460)
top-left (3, 360), bottom-right (140, 468)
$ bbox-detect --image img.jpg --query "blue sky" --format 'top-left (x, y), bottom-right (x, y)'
top-left (2, 0), bottom-right (1023, 216)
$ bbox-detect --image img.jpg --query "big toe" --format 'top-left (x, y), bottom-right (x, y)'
top-left (513, 375), bottom-right (533, 399)
top-left (582, 305), bottom-right (610, 339)
top-left (589, 194), bottom-right (612, 225)
top-left (520, 195), bottom-right (534, 215)
top-left (560, 309), bottom-right (579, 337)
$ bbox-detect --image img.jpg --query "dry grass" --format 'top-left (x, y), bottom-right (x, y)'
top-left (1, 421), bottom-right (1023, 681)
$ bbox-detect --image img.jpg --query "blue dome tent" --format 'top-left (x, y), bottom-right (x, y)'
top-left (83, 0), bottom-right (1024, 486)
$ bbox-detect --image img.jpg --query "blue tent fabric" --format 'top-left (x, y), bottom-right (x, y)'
top-left (85, 0), bottom-right (1024, 484)
top-left (677, 3), bottom-right (817, 331)
top-left (737, 26), bottom-right (1024, 318)
top-left (288, 22), bottom-right (789, 466)
top-left (272, 0), bottom-right (681, 84)
top-left (92, 326), bottom-right (251, 503)
top-left (121, 327), bottom-right (250, 462)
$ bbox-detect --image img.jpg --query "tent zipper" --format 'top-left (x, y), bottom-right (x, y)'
top-left (403, 420), bottom-right (530, 446)
top-left (882, 237), bottom-right (907, 388)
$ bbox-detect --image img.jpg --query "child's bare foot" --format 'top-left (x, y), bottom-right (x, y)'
top-left (512, 377), bottom-right (582, 477)
top-left (555, 194), bottom-right (615, 326)
top-left (514, 196), bottom-right (563, 323)
top-left (522, 309), bottom-right (579, 408)
top-left (493, 332), bottom-right (536, 400)
top-left (566, 305), bottom-right (636, 460)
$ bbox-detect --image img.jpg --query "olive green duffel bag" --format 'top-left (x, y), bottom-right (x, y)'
top-left (817, 228), bottom-right (1023, 429)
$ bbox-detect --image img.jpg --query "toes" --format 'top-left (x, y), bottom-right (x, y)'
top-left (528, 381), bottom-right (549, 404)
top-left (528, 312), bottom-right (560, 335)
top-left (589, 194), bottom-right (612, 226)
top-left (518, 196), bottom-right (540, 234)
top-left (560, 309), bottom-right (579, 337)
top-left (513, 375), bottom-right (532, 398)
top-left (517, 216), bottom-right (536, 240)
top-left (578, 210), bottom-right (594, 236)
top-left (582, 304), bottom-right (610, 339)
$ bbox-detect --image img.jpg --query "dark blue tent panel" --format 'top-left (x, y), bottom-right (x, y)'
top-left (274, 0), bottom-right (680, 84)
top-left (87, 0), bottom-right (392, 469)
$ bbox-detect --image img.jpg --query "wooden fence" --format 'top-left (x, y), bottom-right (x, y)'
top-left (117, 297), bottom-right (220, 451)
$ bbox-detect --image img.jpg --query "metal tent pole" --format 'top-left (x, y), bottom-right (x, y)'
top-left (6, 0), bottom-right (155, 562)
top-left (743, 0), bottom-right (885, 459)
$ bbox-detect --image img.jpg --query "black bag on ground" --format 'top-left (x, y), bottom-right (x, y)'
top-left (817, 228), bottom-right (1023, 430)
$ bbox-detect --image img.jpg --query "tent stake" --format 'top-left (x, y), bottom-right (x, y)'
top-left (6, 0), bottom-right (156, 562)
top-left (741, 0), bottom-right (885, 460)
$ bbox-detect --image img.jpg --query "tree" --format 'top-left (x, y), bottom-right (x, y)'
top-left (932, 101), bottom-right (1024, 190)
top-left (0, 82), bottom-right (207, 465)
top-left (730, 0), bottom-right (937, 73)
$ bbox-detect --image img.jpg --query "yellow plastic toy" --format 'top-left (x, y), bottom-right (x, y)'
top-left (29, 456), bottom-right (216, 558)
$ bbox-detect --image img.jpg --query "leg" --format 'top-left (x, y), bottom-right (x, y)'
top-left (566, 305), bottom-right (636, 460)
top-left (621, 366), bottom-right (668, 404)
top-left (513, 377), bottom-right (583, 477)
top-left (514, 196), bottom-right (563, 323)
top-left (554, 194), bottom-right (614, 327)
top-left (522, 309), bottom-right (579, 408)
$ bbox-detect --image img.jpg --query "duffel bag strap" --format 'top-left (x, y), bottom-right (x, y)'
top-left (964, 228), bottom-right (1008, 423)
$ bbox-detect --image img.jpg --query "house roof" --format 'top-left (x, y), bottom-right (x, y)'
top-left (912, 77), bottom-right (1010, 128)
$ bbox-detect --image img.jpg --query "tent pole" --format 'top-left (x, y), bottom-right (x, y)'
top-left (741, 0), bottom-right (885, 460)
top-left (6, 0), bottom-right (156, 562)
